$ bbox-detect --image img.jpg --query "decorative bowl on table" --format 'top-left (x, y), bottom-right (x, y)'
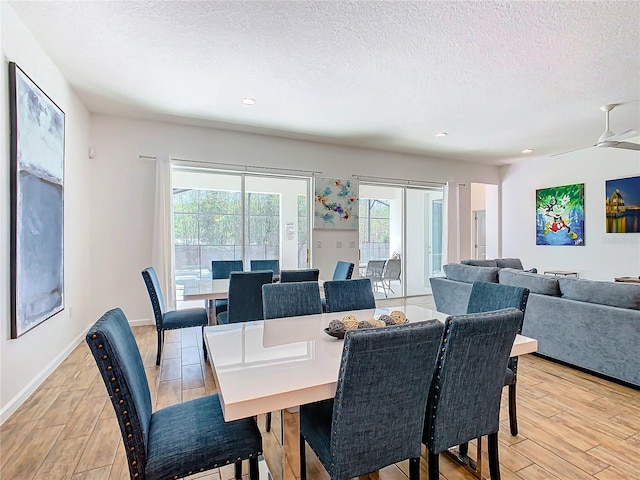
top-left (323, 311), bottom-right (408, 339)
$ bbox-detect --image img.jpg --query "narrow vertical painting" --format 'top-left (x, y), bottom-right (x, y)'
top-left (314, 178), bottom-right (359, 229)
top-left (9, 62), bottom-right (65, 338)
top-left (606, 175), bottom-right (640, 233)
top-left (536, 183), bottom-right (584, 246)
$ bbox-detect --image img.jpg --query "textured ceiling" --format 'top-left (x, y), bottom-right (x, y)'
top-left (8, 0), bottom-right (640, 165)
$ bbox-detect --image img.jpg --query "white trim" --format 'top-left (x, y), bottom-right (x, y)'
top-left (129, 317), bottom-right (155, 327)
top-left (0, 327), bottom-right (90, 425)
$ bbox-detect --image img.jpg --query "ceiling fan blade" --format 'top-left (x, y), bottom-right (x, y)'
top-left (607, 129), bottom-right (639, 142)
top-left (549, 145), bottom-right (593, 157)
top-left (612, 141), bottom-right (640, 151)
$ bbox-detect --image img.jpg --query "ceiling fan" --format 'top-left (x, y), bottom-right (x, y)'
top-left (594, 104), bottom-right (639, 150)
top-left (551, 104), bottom-right (640, 156)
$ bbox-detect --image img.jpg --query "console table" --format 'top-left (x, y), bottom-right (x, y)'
top-left (614, 276), bottom-right (640, 284)
top-left (544, 270), bottom-right (579, 277)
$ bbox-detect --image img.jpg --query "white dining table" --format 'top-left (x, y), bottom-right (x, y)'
top-left (203, 305), bottom-right (538, 480)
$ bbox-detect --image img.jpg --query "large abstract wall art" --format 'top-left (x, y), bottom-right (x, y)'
top-left (314, 178), bottom-right (359, 229)
top-left (606, 175), bottom-right (640, 233)
top-left (9, 62), bottom-right (65, 338)
top-left (536, 183), bottom-right (585, 246)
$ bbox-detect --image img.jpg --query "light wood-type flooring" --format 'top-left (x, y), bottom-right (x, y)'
top-left (2, 295), bottom-right (639, 480)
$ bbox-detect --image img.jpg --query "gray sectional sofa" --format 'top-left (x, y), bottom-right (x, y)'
top-left (430, 260), bottom-right (640, 387)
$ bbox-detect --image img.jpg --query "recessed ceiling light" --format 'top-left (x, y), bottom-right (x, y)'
top-left (434, 131), bottom-right (448, 137)
top-left (522, 148), bottom-right (534, 154)
top-left (241, 97), bottom-right (256, 105)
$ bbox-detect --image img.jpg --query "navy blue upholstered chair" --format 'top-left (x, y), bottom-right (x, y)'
top-left (86, 308), bottom-right (262, 480)
top-left (250, 259), bottom-right (280, 276)
top-left (466, 281), bottom-right (530, 436)
top-left (332, 261), bottom-right (355, 280)
top-left (262, 281), bottom-right (323, 319)
top-left (141, 267), bottom-right (208, 366)
top-left (323, 278), bottom-right (376, 313)
top-left (211, 260), bottom-right (244, 318)
top-left (262, 281), bottom-right (324, 432)
top-left (423, 308), bottom-right (523, 480)
top-left (300, 321), bottom-right (444, 480)
top-left (217, 271), bottom-right (273, 324)
top-left (212, 259), bottom-right (244, 279)
top-left (279, 269), bottom-right (320, 283)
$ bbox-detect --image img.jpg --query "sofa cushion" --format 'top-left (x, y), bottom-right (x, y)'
top-left (495, 258), bottom-right (524, 270)
top-left (559, 278), bottom-right (640, 311)
top-left (499, 268), bottom-right (560, 296)
top-left (460, 259), bottom-right (498, 267)
top-left (443, 264), bottom-right (499, 284)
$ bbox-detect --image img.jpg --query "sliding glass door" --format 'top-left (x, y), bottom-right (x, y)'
top-left (172, 169), bottom-right (309, 289)
top-left (359, 182), bottom-right (444, 299)
top-left (405, 187), bottom-right (444, 296)
top-left (243, 175), bottom-right (309, 271)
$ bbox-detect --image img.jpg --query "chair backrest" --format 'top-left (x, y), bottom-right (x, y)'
top-left (466, 281), bottom-right (530, 383)
top-left (211, 260), bottom-right (244, 279)
top-left (423, 308), bottom-right (523, 454)
top-left (279, 269), bottom-right (320, 283)
top-left (86, 308), bottom-right (152, 480)
top-left (332, 261), bottom-right (355, 280)
top-left (365, 259), bottom-right (386, 278)
top-left (262, 281), bottom-right (323, 319)
top-left (227, 271), bottom-right (274, 323)
top-left (250, 259), bottom-right (280, 275)
top-left (383, 259), bottom-right (402, 280)
top-left (323, 278), bottom-right (376, 313)
top-left (141, 267), bottom-right (165, 326)
top-left (329, 321), bottom-right (444, 479)
top-left (466, 281), bottom-right (530, 323)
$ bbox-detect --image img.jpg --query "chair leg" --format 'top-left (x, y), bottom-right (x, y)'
top-left (459, 441), bottom-right (469, 458)
top-left (202, 326), bottom-right (208, 361)
top-left (409, 458), bottom-right (419, 480)
top-left (488, 432), bottom-right (501, 480)
top-left (249, 457), bottom-right (259, 480)
top-left (428, 450), bottom-right (439, 480)
top-left (266, 411), bottom-right (272, 432)
top-left (235, 460), bottom-right (242, 480)
top-left (509, 383), bottom-right (518, 435)
top-left (156, 330), bottom-right (162, 366)
top-left (300, 432), bottom-right (307, 480)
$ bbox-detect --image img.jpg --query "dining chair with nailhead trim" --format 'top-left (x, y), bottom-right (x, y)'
top-left (422, 308), bottom-right (522, 480)
top-left (86, 307), bottom-right (263, 480)
top-left (141, 266), bottom-right (208, 366)
top-left (299, 320), bottom-right (444, 480)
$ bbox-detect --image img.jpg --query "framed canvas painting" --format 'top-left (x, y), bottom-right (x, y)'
top-left (536, 183), bottom-right (584, 246)
top-left (9, 62), bottom-right (65, 338)
top-left (314, 178), bottom-right (359, 229)
top-left (606, 175), bottom-right (640, 233)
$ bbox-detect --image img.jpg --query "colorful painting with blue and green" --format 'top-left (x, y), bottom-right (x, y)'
top-left (536, 183), bottom-right (585, 246)
top-left (313, 178), bottom-right (359, 229)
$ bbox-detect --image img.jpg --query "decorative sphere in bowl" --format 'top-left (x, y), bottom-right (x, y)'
top-left (390, 310), bottom-right (407, 324)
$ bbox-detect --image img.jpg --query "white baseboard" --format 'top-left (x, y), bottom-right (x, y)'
top-left (129, 317), bottom-right (154, 327)
top-left (1, 317), bottom-right (154, 425)
top-left (0, 326), bottom-right (90, 425)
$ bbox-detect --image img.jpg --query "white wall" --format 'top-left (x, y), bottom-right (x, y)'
top-left (501, 146), bottom-right (640, 280)
top-left (89, 114), bottom-right (500, 320)
top-left (1, 3), bottom-right (92, 421)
